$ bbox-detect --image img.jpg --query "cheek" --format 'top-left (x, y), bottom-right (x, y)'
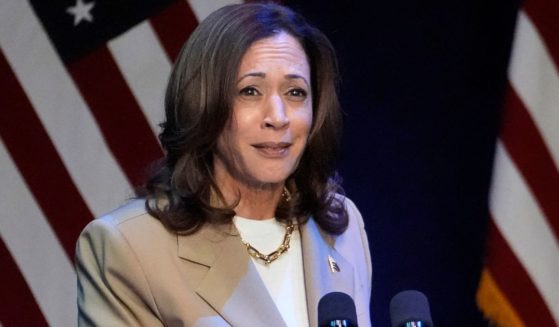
top-left (294, 108), bottom-right (313, 137)
top-left (230, 108), bottom-right (260, 138)
top-left (222, 110), bottom-right (253, 145)
top-left (215, 120), bottom-right (241, 162)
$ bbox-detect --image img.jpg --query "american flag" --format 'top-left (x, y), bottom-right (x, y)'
top-left (477, 0), bottom-right (559, 325)
top-left (0, 1), bottom-right (241, 325)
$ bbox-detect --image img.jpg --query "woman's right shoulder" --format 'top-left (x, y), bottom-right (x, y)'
top-left (75, 199), bottom-right (179, 277)
top-left (78, 198), bottom-right (169, 244)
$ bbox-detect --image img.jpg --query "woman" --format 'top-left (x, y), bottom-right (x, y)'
top-left (76, 3), bottom-right (372, 326)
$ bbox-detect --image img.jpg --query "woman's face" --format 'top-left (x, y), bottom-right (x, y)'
top-left (215, 32), bottom-right (313, 188)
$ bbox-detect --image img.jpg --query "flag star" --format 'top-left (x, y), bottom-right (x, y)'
top-left (66, 0), bottom-right (95, 26)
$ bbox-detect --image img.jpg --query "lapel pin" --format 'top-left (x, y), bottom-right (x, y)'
top-left (328, 255), bottom-right (340, 273)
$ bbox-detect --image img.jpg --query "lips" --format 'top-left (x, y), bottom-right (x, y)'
top-left (252, 142), bottom-right (291, 158)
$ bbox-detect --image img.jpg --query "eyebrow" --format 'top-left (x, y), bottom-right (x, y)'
top-left (286, 74), bottom-right (310, 86)
top-left (237, 72), bottom-right (310, 87)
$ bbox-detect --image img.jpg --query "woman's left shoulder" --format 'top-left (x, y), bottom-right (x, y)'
top-left (333, 194), bottom-right (366, 230)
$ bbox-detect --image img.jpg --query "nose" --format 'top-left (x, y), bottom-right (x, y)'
top-left (263, 95), bottom-right (289, 129)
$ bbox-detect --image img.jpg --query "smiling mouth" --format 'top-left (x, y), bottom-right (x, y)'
top-left (252, 142), bottom-right (292, 157)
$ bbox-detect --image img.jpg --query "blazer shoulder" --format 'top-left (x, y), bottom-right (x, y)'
top-left (333, 195), bottom-right (369, 258)
top-left (100, 198), bottom-right (150, 225)
top-left (81, 199), bottom-right (164, 236)
top-left (331, 194), bottom-right (365, 229)
top-left (78, 199), bottom-right (176, 255)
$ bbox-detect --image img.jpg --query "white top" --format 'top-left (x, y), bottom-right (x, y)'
top-left (234, 216), bottom-right (310, 327)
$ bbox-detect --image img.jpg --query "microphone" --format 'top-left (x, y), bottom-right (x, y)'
top-left (389, 290), bottom-right (434, 327)
top-left (318, 292), bottom-right (358, 327)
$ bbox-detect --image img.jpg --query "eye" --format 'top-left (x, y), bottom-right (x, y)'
top-left (286, 88), bottom-right (308, 98)
top-left (239, 86), bottom-right (261, 97)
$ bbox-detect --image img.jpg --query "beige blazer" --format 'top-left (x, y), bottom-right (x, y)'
top-left (75, 197), bottom-right (372, 326)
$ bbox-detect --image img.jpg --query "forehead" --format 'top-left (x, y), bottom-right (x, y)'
top-left (238, 32), bottom-right (309, 74)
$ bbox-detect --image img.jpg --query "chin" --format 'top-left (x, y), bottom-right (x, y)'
top-left (244, 160), bottom-right (299, 185)
top-left (249, 170), bottom-right (293, 185)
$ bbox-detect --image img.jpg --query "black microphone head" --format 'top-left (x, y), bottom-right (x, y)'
top-left (318, 292), bottom-right (358, 327)
top-left (389, 290), bottom-right (433, 327)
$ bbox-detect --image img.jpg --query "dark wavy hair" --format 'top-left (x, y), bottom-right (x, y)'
top-left (143, 2), bottom-right (348, 235)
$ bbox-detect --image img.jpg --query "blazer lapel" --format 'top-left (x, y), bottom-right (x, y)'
top-left (301, 218), bottom-right (355, 327)
top-left (178, 223), bottom-right (286, 327)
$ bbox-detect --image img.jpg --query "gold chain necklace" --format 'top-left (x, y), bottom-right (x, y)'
top-left (241, 219), bottom-right (294, 265)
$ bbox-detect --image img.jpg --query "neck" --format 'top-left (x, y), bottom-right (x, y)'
top-left (214, 161), bottom-right (284, 220)
top-left (234, 185), bottom-right (283, 219)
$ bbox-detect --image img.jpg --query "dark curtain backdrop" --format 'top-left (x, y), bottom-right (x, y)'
top-left (285, 1), bottom-right (521, 325)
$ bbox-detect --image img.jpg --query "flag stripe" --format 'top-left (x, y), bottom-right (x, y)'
top-left (0, 140), bottom-right (77, 327)
top-left (501, 83), bottom-right (559, 238)
top-left (485, 220), bottom-right (556, 325)
top-left (150, 0), bottom-right (199, 61)
top-left (523, 0), bottom-right (559, 70)
top-left (108, 21), bottom-right (172, 137)
top-left (68, 46), bottom-right (164, 187)
top-left (508, 12), bottom-right (559, 170)
top-left (490, 142), bottom-right (559, 323)
top-left (0, 50), bottom-right (92, 258)
top-left (0, 0), bottom-right (133, 217)
top-left (0, 238), bottom-right (48, 327)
